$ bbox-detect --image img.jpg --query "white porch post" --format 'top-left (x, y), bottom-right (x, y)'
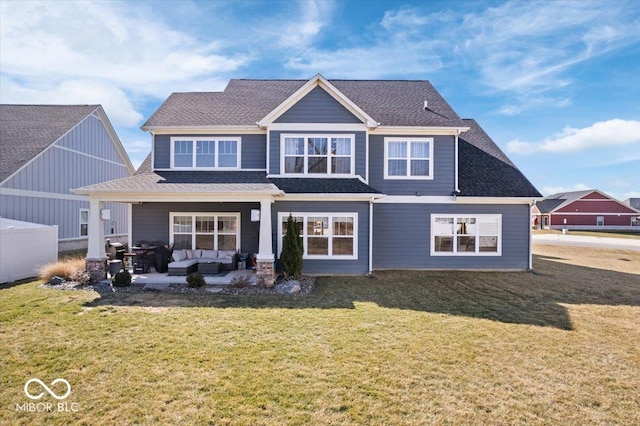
top-left (256, 198), bottom-right (275, 286)
top-left (86, 198), bottom-right (107, 282)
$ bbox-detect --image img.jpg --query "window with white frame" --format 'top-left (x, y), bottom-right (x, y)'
top-left (384, 137), bottom-right (433, 179)
top-left (281, 134), bottom-right (354, 175)
top-left (279, 213), bottom-right (357, 259)
top-left (171, 137), bottom-right (240, 169)
top-left (79, 209), bottom-right (89, 237)
top-left (431, 214), bottom-right (501, 256)
top-left (170, 213), bottom-right (240, 250)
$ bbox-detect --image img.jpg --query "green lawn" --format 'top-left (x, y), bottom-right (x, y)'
top-left (2, 246), bottom-right (639, 425)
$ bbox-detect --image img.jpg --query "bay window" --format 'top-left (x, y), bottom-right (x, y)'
top-left (431, 214), bottom-right (501, 256)
top-left (282, 134), bottom-right (354, 175)
top-left (171, 137), bottom-right (240, 169)
top-left (384, 137), bottom-right (433, 179)
top-left (279, 213), bottom-right (357, 259)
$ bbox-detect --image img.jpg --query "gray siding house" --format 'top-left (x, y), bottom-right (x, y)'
top-left (76, 75), bottom-right (540, 280)
top-left (0, 105), bottom-right (134, 252)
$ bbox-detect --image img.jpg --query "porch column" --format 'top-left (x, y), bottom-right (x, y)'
top-left (256, 198), bottom-right (275, 286)
top-left (86, 198), bottom-right (106, 283)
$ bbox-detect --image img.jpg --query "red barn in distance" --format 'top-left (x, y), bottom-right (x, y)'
top-left (532, 189), bottom-right (640, 230)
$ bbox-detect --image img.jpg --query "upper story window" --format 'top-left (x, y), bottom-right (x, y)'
top-left (281, 134), bottom-right (354, 175)
top-left (384, 137), bottom-right (433, 179)
top-left (171, 137), bottom-right (241, 169)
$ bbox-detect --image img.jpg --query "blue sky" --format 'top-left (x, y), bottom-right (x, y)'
top-left (1, 0), bottom-right (639, 200)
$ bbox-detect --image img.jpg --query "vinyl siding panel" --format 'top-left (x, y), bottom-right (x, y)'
top-left (556, 200), bottom-right (637, 214)
top-left (56, 115), bottom-right (123, 163)
top-left (274, 86), bottom-right (362, 123)
top-left (272, 200), bottom-right (370, 274)
top-left (153, 134), bottom-right (267, 170)
top-left (132, 202), bottom-right (260, 253)
top-left (3, 147), bottom-right (129, 193)
top-left (369, 135), bottom-right (455, 196)
top-left (269, 130), bottom-right (366, 177)
top-left (0, 194), bottom-right (128, 240)
top-left (373, 203), bottom-right (530, 270)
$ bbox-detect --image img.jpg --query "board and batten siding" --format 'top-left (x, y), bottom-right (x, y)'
top-left (153, 134), bottom-right (267, 169)
top-left (268, 130), bottom-right (367, 177)
top-left (272, 200), bottom-right (370, 274)
top-left (368, 135), bottom-right (455, 196)
top-left (0, 114), bottom-right (130, 243)
top-left (132, 202), bottom-right (260, 254)
top-left (372, 203), bottom-right (530, 270)
top-left (0, 195), bottom-right (127, 240)
top-left (274, 86), bottom-right (363, 124)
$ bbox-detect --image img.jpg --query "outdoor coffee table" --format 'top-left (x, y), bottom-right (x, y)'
top-left (198, 262), bottom-right (220, 274)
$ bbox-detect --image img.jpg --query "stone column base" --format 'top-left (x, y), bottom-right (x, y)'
top-left (256, 259), bottom-right (274, 288)
top-left (86, 258), bottom-right (107, 283)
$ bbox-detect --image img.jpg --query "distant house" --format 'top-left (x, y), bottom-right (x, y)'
top-left (75, 74), bottom-right (541, 282)
top-left (624, 198), bottom-right (640, 210)
top-left (533, 189), bottom-right (640, 230)
top-left (0, 105), bottom-right (134, 252)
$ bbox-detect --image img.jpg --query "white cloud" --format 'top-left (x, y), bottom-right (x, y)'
top-left (0, 77), bottom-right (142, 127)
top-left (506, 119), bottom-right (640, 154)
top-left (0, 1), bottom-right (249, 103)
top-left (276, 0), bottom-right (333, 49)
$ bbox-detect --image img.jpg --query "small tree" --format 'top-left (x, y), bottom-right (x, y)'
top-left (280, 214), bottom-right (303, 278)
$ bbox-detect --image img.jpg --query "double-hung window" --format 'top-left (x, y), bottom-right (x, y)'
top-left (278, 213), bottom-right (357, 259)
top-left (170, 213), bottom-right (240, 251)
top-left (384, 137), bottom-right (433, 179)
top-left (431, 214), bottom-right (501, 256)
top-left (171, 137), bottom-right (240, 169)
top-left (282, 134), bottom-right (354, 175)
top-left (79, 209), bottom-right (89, 237)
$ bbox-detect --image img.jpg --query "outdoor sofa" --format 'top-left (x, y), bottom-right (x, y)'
top-left (168, 249), bottom-right (238, 275)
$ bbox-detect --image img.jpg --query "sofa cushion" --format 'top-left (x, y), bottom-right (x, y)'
top-left (167, 259), bottom-right (198, 268)
top-left (172, 249), bottom-right (186, 262)
top-left (201, 249), bottom-right (218, 259)
top-left (219, 250), bottom-right (236, 259)
top-left (194, 249), bottom-right (203, 259)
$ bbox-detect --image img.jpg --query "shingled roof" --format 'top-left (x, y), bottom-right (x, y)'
top-left (142, 79), bottom-right (465, 128)
top-left (458, 119), bottom-right (541, 198)
top-left (0, 104), bottom-right (99, 183)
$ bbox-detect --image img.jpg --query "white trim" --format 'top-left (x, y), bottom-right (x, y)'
top-left (259, 74), bottom-right (378, 128)
top-left (266, 129), bottom-right (271, 174)
top-left (374, 196), bottom-right (539, 204)
top-left (52, 145), bottom-right (130, 167)
top-left (81, 192), bottom-right (283, 203)
top-left (368, 197), bottom-right (374, 274)
top-left (430, 214), bottom-right (502, 257)
top-left (454, 130), bottom-right (460, 193)
top-left (548, 212), bottom-right (639, 216)
top-left (277, 212), bottom-right (358, 260)
top-left (0, 187), bottom-right (88, 202)
top-left (169, 212), bottom-right (241, 251)
top-left (267, 123), bottom-right (368, 131)
top-left (144, 126), bottom-right (264, 134)
top-left (153, 168), bottom-right (267, 172)
top-left (383, 137), bottom-right (434, 180)
top-left (93, 107), bottom-right (136, 175)
top-left (279, 193), bottom-right (382, 201)
top-left (169, 137), bottom-right (241, 170)
top-left (280, 133), bottom-right (356, 176)
top-left (127, 203), bottom-right (133, 250)
top-left (151, 131), bottom-right (156, 172)
top-left (365, 128), bottom-right (370, 183)
top-left (371, 126), bottom-right (470, 136)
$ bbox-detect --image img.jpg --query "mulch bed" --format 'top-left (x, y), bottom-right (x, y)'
top-left (40, 276), bottom-right (315, 295)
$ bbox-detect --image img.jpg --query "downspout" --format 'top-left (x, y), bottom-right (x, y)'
top-left (454, 130), bottom-right (460, 193)
top-left (369, 196), bottom-right (374, 274)
top-left (529, 200), bottom-right (535, 270)
top-left (265, 126), bottom-right (270, 174)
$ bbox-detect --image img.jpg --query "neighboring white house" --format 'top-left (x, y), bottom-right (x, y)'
top-left (0, 217), bottom-right (58, 283)
top-left (0, 105), bottom-right (135, 252)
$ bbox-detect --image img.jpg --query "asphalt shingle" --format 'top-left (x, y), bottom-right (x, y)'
top-left (0, 105), bottom-right (98, 182)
